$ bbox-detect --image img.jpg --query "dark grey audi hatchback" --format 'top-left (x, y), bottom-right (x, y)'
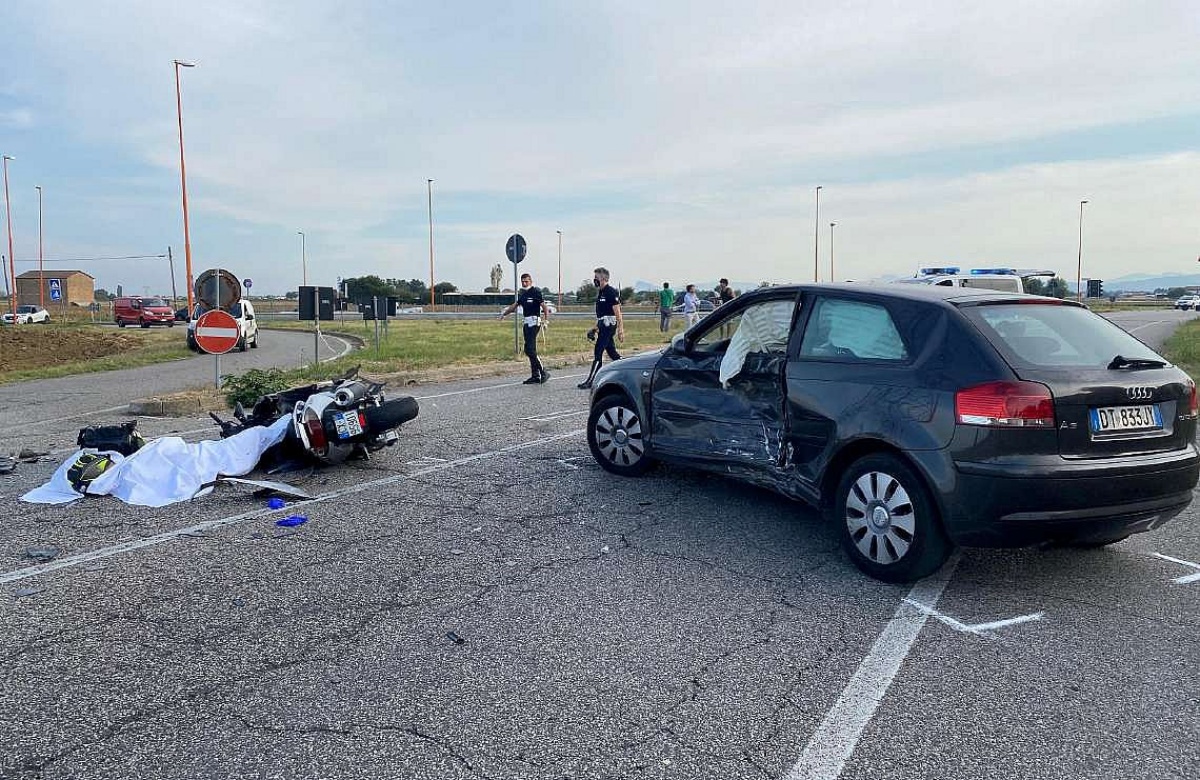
top-left (585, 284), bottom-right (1199, 582)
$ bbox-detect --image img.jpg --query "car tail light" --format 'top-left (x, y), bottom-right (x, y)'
top-left (956, 381), bottom-right (1055, 428)
top-left (1186, 378), bottom-right (1198, 418)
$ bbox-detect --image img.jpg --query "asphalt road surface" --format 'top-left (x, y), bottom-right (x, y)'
top-left (0, 310), bottom-right (1197, 779)
top-left (0, 328), bottom-right (354, 437)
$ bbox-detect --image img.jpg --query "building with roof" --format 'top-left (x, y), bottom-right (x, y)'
top-left (15, 270), bottom-right (95, 307)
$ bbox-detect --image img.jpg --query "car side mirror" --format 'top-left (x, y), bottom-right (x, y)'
top-left (245, 313), bottom-right (254, 320)
top-left (670, 333), bottom-right (687, 353)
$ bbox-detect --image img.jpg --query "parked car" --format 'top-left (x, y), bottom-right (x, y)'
top-left (1173, 295), bottom-right (1200, 310)
top-left (585, 284), bottom-right (1199, 582)
top-left (186, 300), bottom-right (259, 352)
top-left (1, 304), bottom-right (50, 325)
top-left (113, 296), bottom-right (176, 328)
top-left (671, 299), bottom-right (716, 314)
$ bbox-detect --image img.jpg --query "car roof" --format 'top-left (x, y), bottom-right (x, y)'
top-left (734, 283), bottom-right (1081, 308)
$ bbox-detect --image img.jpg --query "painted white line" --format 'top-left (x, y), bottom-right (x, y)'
top-left (414, 373), bottom-right (586, 400)
top-left (4, 405), bottom-right (130, 433)
top-left (523, 410), bottom-right (588, 422)
top-left (784, 553), bottom-right (960, 780)
top-left (1152, 552), bottom-right (1200, 584)
top-left (902, 599), bottom-right (1044, 635)
top-left (555, 459), bottom-right (580, 470)
top-left (0, 428), bottom-right (587, 585)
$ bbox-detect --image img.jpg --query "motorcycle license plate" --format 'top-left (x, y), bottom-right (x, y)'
top-left (332, 411), bottom-right (364, 439)
top-left (1089, 404), bottom-right (1162, 434)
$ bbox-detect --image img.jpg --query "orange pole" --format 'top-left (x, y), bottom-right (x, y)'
top-left (36, 185), bottom-right (43, 309)
top-left (175, 61), bottom-right (196, 313)
top-left (3, 155), bottom-right (15, 319)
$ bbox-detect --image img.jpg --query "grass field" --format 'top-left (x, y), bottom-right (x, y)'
top-left (1163, 319), bottom-right (1200, 380)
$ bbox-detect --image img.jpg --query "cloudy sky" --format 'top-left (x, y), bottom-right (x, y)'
top-left (1, 0), bottom-right (1198, 296)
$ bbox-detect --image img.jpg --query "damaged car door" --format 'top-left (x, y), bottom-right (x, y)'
top-left (649, 295), bottom-right (799, 481)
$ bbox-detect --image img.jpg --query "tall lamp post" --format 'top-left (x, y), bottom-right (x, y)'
top-left (3, 155), bottom-right (15, 319)
top-left (297, 231), bottom-right (307, 286)
top-left (173, 59), bottom-right (197, 313)
top-left (813, 185), bottom-right (823, 283)
top-left (35, 185), bottom-right (44, 309)
top-left (556, 229), bottom-right (563, 310)
top-left (427, 178), bottom-right (435, 309)
top-left (829, 221), bottom-right (837, 282)
top-left (1075, 199), bottom-right (1089, 302)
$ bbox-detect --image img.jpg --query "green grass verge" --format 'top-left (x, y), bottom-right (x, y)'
top-left (1162, 319), bottom-right (1200, 380)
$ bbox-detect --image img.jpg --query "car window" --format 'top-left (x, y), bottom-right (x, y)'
top-left (692, 299), bottom-right (793, 354)
top-left (965, 304), bottom-right (1163, 368)
top-left (799, 298), bottom-right (909, 361)
top-left (228, 302), bottom-right (244, 318)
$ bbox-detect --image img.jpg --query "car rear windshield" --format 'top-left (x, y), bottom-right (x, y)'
top-left (963, 303), bottom-right (1164, 368)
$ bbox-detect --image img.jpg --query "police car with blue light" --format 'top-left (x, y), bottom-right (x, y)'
top-left (893, 267), bottom-right (1051, 294)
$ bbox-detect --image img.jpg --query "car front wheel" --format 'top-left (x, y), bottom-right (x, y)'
top-left (834, 453), bottom-right (950, 583)
top-left (588, 394), bottom-right (653, 476)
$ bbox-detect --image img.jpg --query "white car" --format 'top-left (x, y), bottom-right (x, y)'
top-left (1, 305), bottom-right (51, 325)
top-left (1174, 295), bottom-right (1200, 310)
top-left (186, 300), bottom-right (259, 352)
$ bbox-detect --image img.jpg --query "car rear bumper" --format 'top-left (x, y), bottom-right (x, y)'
top-left (942, 447), bottom-right (1199, 547)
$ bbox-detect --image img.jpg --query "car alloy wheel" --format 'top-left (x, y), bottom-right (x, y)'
top-left (835, 453), bottom-right (950, 582)
top-left (588, 394), bottom-right (653, 476)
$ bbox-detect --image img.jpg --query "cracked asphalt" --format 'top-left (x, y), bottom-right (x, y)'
top-left (1, 313), bottom-right (1198, 779)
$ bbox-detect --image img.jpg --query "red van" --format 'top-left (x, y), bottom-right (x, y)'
top-left (113, 296), bottom-right (176, 328)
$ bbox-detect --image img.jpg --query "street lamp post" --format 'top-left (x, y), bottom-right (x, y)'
top-left (1076, 199), bottom-right (1089, 303)
top-left (35, 185), bottom-right (43, 309)
top-left (3, 155), bottom-right (15, 319)
top-left (813, 186), bottom-right (822, 283)
top-left (829, 221), bottom-right (837, 282)
top-left (427, 178), bottom-right (435, 309)
top-left (173, 59), bottom-right (197, 313)
top-left (557, 229), bottom-right (563, 310)
top-left (297, 231), bottom-right (307, 286)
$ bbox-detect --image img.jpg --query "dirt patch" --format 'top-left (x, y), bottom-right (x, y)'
top-left (0, 327), bottom-right (150, 372)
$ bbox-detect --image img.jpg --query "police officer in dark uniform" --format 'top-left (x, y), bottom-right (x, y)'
top-left (501, 272), bottom-right (551, 384)
top-left (578, 266), bottom-right (624, 389)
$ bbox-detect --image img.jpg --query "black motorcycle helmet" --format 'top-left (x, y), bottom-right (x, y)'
top-left (67, 452), bottom-right (113, 494)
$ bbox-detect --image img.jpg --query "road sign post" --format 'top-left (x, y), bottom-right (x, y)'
top-left (506, 234), bottom-right (527, 353)
top-left (194, 309), bottom-right (239, 388)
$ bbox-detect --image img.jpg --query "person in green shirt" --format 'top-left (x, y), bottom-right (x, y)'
top-left (658, 282), bottom-right (674, 333)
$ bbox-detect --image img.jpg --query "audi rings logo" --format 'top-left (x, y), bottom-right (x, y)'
top-left (1126, 386), bottom-right (1154, 401)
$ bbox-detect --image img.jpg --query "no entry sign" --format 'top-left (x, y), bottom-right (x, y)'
top-left (194, 310), bottom-right (240, 355)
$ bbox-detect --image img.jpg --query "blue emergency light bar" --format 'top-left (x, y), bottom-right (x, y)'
top-left (919, 267), bottom-right (960, 276)
top-left (970, 268), bottom-right (1018, 275)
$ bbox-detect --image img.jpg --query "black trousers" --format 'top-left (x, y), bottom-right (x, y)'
top-left (523, 323), bottom-right (543, 377)
top-left (594, 321), bottom-right (621, 362)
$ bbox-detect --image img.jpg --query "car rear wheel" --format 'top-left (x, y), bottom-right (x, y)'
top-left (238, 334), bottom-right (248, 352)
top-left (834, 453), bottom-right (951, 583)
top-left (588, 394), bottom-right (653, 476)
top-left (250, 332), bottom-right (258, 348)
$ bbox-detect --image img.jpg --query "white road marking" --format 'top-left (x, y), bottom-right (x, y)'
top-left (0, 429), bottom-right (586, 585)
top-left (523, 410), bottom-right (588, 422)
top-left (195, 325), bottom-right (239, 339)
top-left (5, 405), bottom-right (129, 433)
top-left (1152, 552), bottom-right (1200, 584)
top-left (414, 372), bottom-right (586, 400)
top-left (555, 459), bottom-right (581, 470)
top-left (784, 553), bottom-right (960, 780)
top-left (901, 598), bottom-right (1045, 635)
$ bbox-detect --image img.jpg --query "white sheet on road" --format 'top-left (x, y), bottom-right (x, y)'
top-left (21, 416), bottom-right (291, 507)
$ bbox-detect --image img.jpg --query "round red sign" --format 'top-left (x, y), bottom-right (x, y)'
top-left (193, 310), bottom-right (241, 355)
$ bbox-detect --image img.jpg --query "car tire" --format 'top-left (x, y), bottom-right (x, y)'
top-left (250, 332), bottom-right (258, 348)
top-left (140, 319), bottom-right (150, 329)
top-left (834, 453), bottom-right (951, 583)
top-left (117, 320), bottom-right (126, 328)
top-left (167, 321), bottom-right (174, 328)
top-left (238, 335), bottom-right (248, 352)
top-left (588, 394), bottom-right (653, 477)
